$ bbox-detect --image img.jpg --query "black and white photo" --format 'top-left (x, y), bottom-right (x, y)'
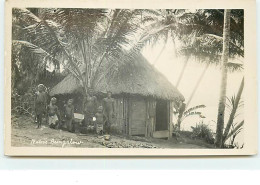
top-left (4, 0), bottom-right (257, 156)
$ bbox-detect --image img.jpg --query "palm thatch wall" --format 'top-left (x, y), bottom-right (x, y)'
top-left (50, 53), bottom-right (184, 102)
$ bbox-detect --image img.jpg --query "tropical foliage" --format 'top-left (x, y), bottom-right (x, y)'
top-left (209, 77), bottom-right (244, 148)
top-left (12, 8), bottom-right (244, 147)
top-left (11, 88), bottom-right (35, 117)
top-left (12, 9), bottom-right (244, 95)
top-left (174, 104), bottom-right (206, 130)
top-left (129, 9), bottom-right (244, 133)
top-left (131, 9), bottom-right (244, 71)
top-left (191, 122), bottom-right (215, 144)
top-left (12, 8), bottom-right (147, 96)
top-left (179, 9), bottom-right (244, 62)
top-left (225, 120), bottom-right (244, 148)
top-left (221, 78), bottom-right (244, 147)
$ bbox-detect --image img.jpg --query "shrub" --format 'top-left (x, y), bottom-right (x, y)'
top-left (191, 122), bottom-right (215, 144)
top-left (11, 88), bottom-right (35, 117)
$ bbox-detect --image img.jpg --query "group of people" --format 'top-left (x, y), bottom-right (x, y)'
top-left (34, 84), bottom-right (76, 132)
top-left (81, 88), bottom-right (115, 135)
top-left (34, 84), bottom-right (115, 135)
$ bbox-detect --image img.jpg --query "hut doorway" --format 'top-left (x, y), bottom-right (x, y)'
top-left (155, 99), bottom-right (168, 131)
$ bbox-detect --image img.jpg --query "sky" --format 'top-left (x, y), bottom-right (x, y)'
top-left (142, 39), bottom-right (244, 146)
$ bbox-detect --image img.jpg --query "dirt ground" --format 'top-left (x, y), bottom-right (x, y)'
top-left (11, 114), bottom-right (213, 149)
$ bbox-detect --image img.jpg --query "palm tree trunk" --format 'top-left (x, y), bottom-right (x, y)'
top-left (176, 56), bottom-right (189, 88)
top-left (186, 63), bottom-right (209, 107)
top-left (215, 9), bottom-right (231, 148)
top-left (222, 77), bottom-right (244, 145)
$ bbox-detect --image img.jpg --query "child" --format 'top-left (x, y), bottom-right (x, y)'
top-left (47, 97), bottom-right (60, 129)
top-left (64, 99), bottom-right (75, 132)
top-left (94, 106), bottom-right (107, 135)
top-left (34, 84), bottom-right (48, 129)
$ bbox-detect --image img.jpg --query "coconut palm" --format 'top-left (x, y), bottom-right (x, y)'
top-left (12, 8), bottom-right (144, 97)
top-left (177, 9), bottom-right (244, 107)
top-left (131, 9), bottom-right (243, 104)
top-left (130, 9), bottom-right (244, 130)
top-left (179, 10), bottom-right (244, 146)
top-left (176, 10), bottom-right (244, 132)
top-left (132, 9), bottom-right (243, 78)
top-left (130, 9), bottom-right (196, 67)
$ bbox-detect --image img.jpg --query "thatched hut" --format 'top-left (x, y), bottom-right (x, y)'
top-left (50, 53), bottom-right (184, 138)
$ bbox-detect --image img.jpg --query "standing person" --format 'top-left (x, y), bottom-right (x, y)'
top-left (47, 97), bottom-right (60, 129)
top-left (83, 88), bottom-right (97, 126)
top-left (34, 84), bottom-right (48, 129)
top-left (94, 106), bottom-right (106, 135)
top-left (102, 91), bottom-right (115, 134)
top-left (64, 99), bottom-right (75, 132)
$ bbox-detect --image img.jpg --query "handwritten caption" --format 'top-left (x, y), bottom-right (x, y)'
top-left (30, 138), bottom-right (83, 148)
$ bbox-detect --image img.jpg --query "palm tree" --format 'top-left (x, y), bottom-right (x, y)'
top-left (132, 9), bottom-right (243, 103)
top-left (177, 9), bottom-right (244, 106)
top-left (174, 10), bottom-right (244, 131)
top-left (215, 9), bottom-right (231, 148)
top-left (12, 8), bottom-right (143, 97)
top-left (130, 9), bottom-right (196, 77)
top-left (131, 9), bottom-right (244, 130)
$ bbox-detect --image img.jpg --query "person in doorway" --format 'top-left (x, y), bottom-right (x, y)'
top-left (34, 84), bottom-right (48, 129)
top-left (83, 88), bottom-right (97, 127)
top-left (102, 91), bottom-right (115, 134)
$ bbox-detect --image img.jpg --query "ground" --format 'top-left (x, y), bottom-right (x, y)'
top-left (11, 114), bottom-right (214, 149)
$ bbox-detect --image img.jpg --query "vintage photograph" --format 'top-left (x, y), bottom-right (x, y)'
top-left (4, 0), bottom-right (257, 156)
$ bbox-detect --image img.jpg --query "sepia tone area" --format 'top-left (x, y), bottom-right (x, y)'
top-left (11, 8), bottom-right (244, 149)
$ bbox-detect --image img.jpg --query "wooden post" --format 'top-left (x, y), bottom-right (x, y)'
top-left (168, 101), bottom-right (173, 139)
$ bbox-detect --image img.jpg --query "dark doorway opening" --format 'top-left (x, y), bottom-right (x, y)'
top-left (155, 99), bottom-right (168, 131)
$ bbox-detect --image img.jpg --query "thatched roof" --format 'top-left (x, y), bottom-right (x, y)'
top-left (50, 53), bottom-right (185, 102)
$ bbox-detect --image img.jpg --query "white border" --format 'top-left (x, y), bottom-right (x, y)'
top-left (4, 0), bottom-right (258, 156)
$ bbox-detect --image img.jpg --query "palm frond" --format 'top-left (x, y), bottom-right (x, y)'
top-left (225, 120), bottom-right (244, 142)
top-left (184, 111), bottom-right (202, 117)
top-left (13, 8), bottom-right (85, 83)
top-left (12, 40), bottom-right (56, 61)
top-left (223, 78), bottom-right (244, 143)
top-left (183, 104), bottom-right (206, 115)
